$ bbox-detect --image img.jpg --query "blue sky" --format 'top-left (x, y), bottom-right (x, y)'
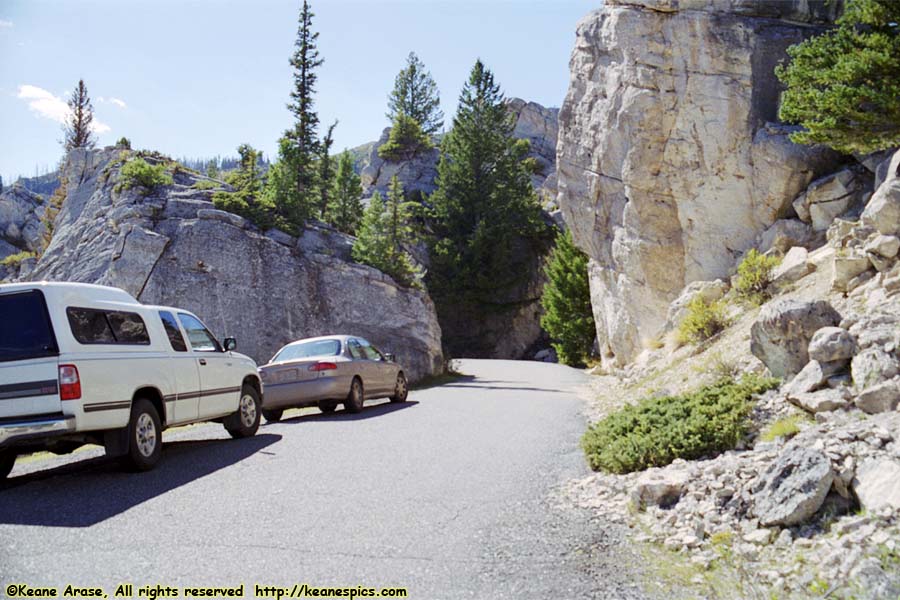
top-left (0, 0), bottom-right (594, 183)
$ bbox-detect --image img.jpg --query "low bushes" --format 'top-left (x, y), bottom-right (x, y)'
top-left (734, 249), bottom-right (780, 305)
top-left (581, 375), bottom-right (779, 474)
top-left (677, 295), bottom-right (728, 345)
top-left (118, 158), bottom-right (173, 191)
top-left (1, 251), bottom-right (36, 267)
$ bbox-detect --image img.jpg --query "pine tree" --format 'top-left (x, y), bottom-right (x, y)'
top-left (428, 60), bottom-right (550, 344)
top-left (269, 0), bottom-right (324, 228)
top-left (64, 79), bottom-right (96, 151)
top-left (213, 144), bottom-right (276, 230)
top-left (352, 177), bottom-right (419, 287)
top-left (387, 52), bottom-right (444, 135)
top-left (540, 230), bottom-right (595, 366)
top-left (776, 0), bottom-right (900, 154)
top-left (378, 113), bottom-right (433, 162)
top-left (316, 121), bottom-right (337, 219)
top-left (327, 151), bottom-right (363, 234)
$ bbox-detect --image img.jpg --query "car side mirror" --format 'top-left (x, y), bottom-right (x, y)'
top-left (385, 353), bottom-right (395, 362)
top-left (223, 337), bottom-right (237, 352)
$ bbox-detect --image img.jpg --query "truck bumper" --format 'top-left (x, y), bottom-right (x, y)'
top-left (0, 414), bottom-right (76, 448)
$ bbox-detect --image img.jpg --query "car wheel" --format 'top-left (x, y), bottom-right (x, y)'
top-left (345, 378), bottom-right (364, 414)
top-left (124, 398), bottom-right (163, 472)
top-left (0, 450), bottom-right (16, 480)
top-left (262, 408), bottom-right (283, 423)
top-left (318, 401), bottom-right (338, 414)
top-left (390, 372), bottom-right (409, 403)
top-left (225, 385), bottom-right (261, 439)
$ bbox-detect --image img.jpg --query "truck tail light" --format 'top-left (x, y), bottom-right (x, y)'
top-left (59, 364), bottom-right (81, 400)
top-left (309, 362), bottom-right (337, 372)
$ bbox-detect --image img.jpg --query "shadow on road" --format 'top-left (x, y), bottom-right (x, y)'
top-left (274, 400), bottom-right (419, 425)
top-left (0, 433), bottom-right (281, 527)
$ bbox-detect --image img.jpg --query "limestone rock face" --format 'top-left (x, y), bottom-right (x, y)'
top-left (557, 1), bottom-right (841, 366)
top-left (508, 98), bottom-right (560, 202)
top-left (0, 184), bottom-right (46, 257)
top-left (861, 149), bottom-right (900, 235)
top-left (360, 127), bottom-right (441, 201)
top-left (26, 148), bottom-right (444, 382)
top-left (753, 446), bottom-right (834, 527)
top-left (853, 458), bottom-right (900, 513)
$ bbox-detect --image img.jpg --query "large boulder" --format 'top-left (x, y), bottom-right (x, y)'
top-left (27, 148), bottom-right (444, 382)
top-left (750, 300), bottom-right (841, 378)
top-left (808, 327), bottom-right (856, 363)
top-left (793, 166), bottom-right (873, 232)
top-left (851, 347), bottom-right (900, 391)
top-left (853, 458), bottom-right (900, 513)
top-left (855, 379), bottom-right (900, 414)
top-left (663, 279), bottom-right (729, 332)
top-left (753, 446), bottom-right (834, 527)
top-left (861, 149), bottom-right (900, 235)
top-left (557, 1), bottom-right (841, 367)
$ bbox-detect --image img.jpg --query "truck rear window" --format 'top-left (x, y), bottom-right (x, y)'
top-left (67, 307), bottom-right (151, 345)
top-left (0, 290), bottom-right (59, 362)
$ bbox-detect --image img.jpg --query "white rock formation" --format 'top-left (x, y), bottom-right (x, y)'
top-left (557, 0), bottom-right (841, 366)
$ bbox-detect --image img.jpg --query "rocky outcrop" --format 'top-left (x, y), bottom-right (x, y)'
top-left (750, 299), bottom-right (841, 379)
top-left (0, 183), bottom-right (46, 257)
top-left (360, 97), bottom-right (560, 204)
top-left (557, 0), bottom-right (843, 367)
top-left (26, 148), bottom-right (444, 382)
top-left (753, 446), bottom-right (834, 527)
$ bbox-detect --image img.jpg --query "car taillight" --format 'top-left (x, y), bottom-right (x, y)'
top-left (309, 362), bottom-right (337, 372)
top-left (59, 364), bottom-right (81, 401)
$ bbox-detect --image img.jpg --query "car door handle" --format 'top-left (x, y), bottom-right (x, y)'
top-left (199, 359), bottom-right (207, 366)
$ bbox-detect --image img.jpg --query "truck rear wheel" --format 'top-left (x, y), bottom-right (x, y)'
top-left (262, 408), bottom-right (283, 423)
top-left (124, 398), bottom-right (162, 472)
top-left (0, 450), bottom-right (16, 480)
top-left (225, 385), bottom-right (261, 439)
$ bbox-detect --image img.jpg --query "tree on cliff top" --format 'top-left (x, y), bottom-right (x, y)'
top-left (64, 79), bottom-right (96, 151)
top-left (377, 113), bottom-right (433, 162)
top-left (776, 0), bottom-right (900, 154)
top-left (387, 52), bottom-right (444, 136)
top-left (541, 230), bottom-right (595, 367)
top-left (427, 60), bottom-right (550, 333)
top-left (267, 0), bottom-right (324, 227)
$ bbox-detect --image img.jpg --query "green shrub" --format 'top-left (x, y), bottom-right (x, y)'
top-left (119, 158), bottom-right (173, 191)
top-left (1, 251), bottom-right (36, 267)
top-left (734, 249), bottom-right (780, 305)
top-left (192, 179), bottom-right (218, 191)
top-left (581, 375), bottom-right (779, 474)
top-left (115, 137), bottom-right (131, 149)
top-left (377, 113), bottom-right (433, 162)
top-left (677, 295), bottom-right (729, 345)
top-left (760, 415), bottom-right (805, 442)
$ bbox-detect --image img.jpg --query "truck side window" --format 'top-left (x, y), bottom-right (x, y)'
top-left (67, 307), bottom-right (150, 345)
top-left (177, 313), bottom-right (222, 352)
top-left (158, 311), bottom-right (188, 352)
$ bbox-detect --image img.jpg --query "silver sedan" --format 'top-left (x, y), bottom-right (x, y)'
top-left (258, 335), bottom-right (409, 423)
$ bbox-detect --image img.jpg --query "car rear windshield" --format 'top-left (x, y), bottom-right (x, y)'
top-left (273, 339), bottom-right (341, 363)
top-left (0, 290), bottom-right (59, 362)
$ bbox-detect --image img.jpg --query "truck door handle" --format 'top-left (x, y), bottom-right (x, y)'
top-left (199, 359), bottom-right (207, 366)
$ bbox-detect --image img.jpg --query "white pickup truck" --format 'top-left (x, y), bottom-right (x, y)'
top-left (0, 282), bottom-right (263, 478)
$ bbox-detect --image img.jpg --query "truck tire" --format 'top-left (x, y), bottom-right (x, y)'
top-left (124, 398), bottom-right (163, 472)
top-left (225, 385), bottom-right (261, 439)
top-left (0, 450), bottom-right (16, 480)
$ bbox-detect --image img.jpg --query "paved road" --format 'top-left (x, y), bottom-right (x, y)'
top-left (0, 360), bottom-right (646, 599)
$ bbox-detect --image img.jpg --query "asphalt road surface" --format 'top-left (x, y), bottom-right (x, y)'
top-left (0, 359), bottom-right (648, 599)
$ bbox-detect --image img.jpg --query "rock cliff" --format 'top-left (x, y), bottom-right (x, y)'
top-left (13, 148), bottom-right (444, 382)
top-left (557, 0), bottom-right (843, 367)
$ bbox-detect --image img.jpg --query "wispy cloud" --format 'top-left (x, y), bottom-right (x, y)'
top-left (97, 96), bottom-right (127, 109)
top-left (0, 19), bottom-right (13, 29)
top-left (17, 84), bottom-right (111, 134)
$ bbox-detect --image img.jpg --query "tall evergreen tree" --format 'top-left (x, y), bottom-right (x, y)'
top-left (327, 151), bottom-right (363, 234)
top-left (387, 52), bottom-right (444, 135)
top-left (213, 143), bottom-right (276, 230)
top-left (540, 230), bottom-right (595, 367)
top-left (268, 0), bottom-right (323, 227)
top-left (427, 60), bottom-right (549, 345)
top-left (316, 121), bottom-right (337, 219)
top-left (776, 0), bottom-right (900, 154)
top-left (64, 79), bottom-right (96, 151)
